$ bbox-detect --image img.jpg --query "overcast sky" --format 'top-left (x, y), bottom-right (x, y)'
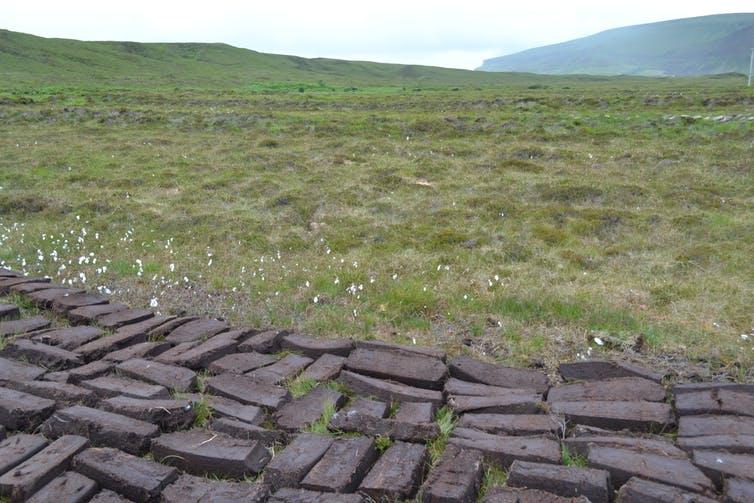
top-left (3, 1), bottom-right (752, 69)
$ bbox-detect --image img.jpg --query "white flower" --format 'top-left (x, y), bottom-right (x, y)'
top-left (313, 296), bottom-right (319, 304)
top-left (593, 337), bottom-right (604, 346)
top-left (741, 334), bottom-right (750, 341)
top-left (150, 298), bottom-right (159, 308)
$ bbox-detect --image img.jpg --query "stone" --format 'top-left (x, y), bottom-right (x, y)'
top-left (359, 441), bottom-right (428, 501)
top-left (1, 380), bottom-right (95, 408)
top-left (355, 339), bottom-right (446, 361)
top-left (299, 353), bottom-right (345, 381)
top-left (100, 396), bottom-right (195, 431)
top-left (0, 434), bottom-right (48, 476)
top-left (616, 477), bottom-right (718, 503)
top-left (419, 443), bottom-right (483, 503)
top-left (547, 377), bottom-right (665, 403)
top-left (549, 401), bottom-right (674, 432)
top-left (52, 293), bottom-right (109, 314)
top-left (0, 435), bottom-right (89, 502)
top-left (0, 316), bottom-right (51, 337)
top-left (26, 471), bottom-right (98, 503)
top-left (507, 460), bottom-right (611, 503)
top-left (449, 356), bottom-right (549, 393)
top-left (161, 473), bottom-right (269, 503)
top-left (275, 385), bottom-right (346, 431)
top-left (585, 445), bottom-right (714, 493)
top-left (97, 309), bottom-right (154, 330)
top-left (301, 436), bottom-right (378, 493)
top-left (444, 378), bottom-right (522, 397)
top-left (564, 434), bottom-right (686, 459)
top-left (184, 393), bottom-right (266, 425)
top-left (726, 478), bottom-right (754, 503)
top-left (41, 405), bottom-right (159, 455)
top-left (205, 373), bottom-right (291, 410)
top-left (247, 353), bottom-right (313, 385)
top-left (0, 356), bottom-right (46, 381)
top-left (0, 387), bottom-right (56, 431)
top-left (3, 339), bottom-right (82, 370)
top-left (339, 371), bottom-right (443, 405)
top-left (164, 318), bottom-right (228, 344)
top-left (209, 351), bottom-right (276, 374)
top-left (102, 341), bottom-right (172, 362)
top-left (678, 434), bottom-right (754, 455)
top-left (66, 361), bottom-right (113, 384)
top-left (346, 397), bottom-right (389, 418)
top-left (0, 304), bottom-right (20, 320)
top-left (238, 329), bottom-right (287, 354)
top-left (692, 450), bottom-right (754, 490)
top-left (269, 488), bottom-right (363, 502)
top-left (116, 358), bottom-right (197, 393)
top-left (80, 376), bottom-right (170, 400)
top-left (675, 389), bottom-right (754, 417)
top-left (155, 334), bottom-right (237, 369)
top-left (448, 392), bottom-right (542, 414)
top-left (30, 326), bottom-right (104, 350)
top-left (281, 334), bottom-right (354, 358)
top-left (73, 447), bottom-right (178, 502)
top-left (211, 417), bottom-right (283, 445)
top-left (394, 401), bottom-right (436, 423)
top-left (66, 303), bottom-right (129, 325)
top-left (458, 414), bottom-right (562, 436)
top-left (265, 433), bottom-right (333, 490)
top-left (345, 347), bottom-right (447, 390)
top-left (449, 428), bottom-right (561, 468)
top-left (151, 429), bottom-right (270, 478)
top-left (559, 360), bottom-right (663, 383)
top-left (27, 288), bottom-right (85, 308)
top-left (678, 415), bottom-right (754, 437)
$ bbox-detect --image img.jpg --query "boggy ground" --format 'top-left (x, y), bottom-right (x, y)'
top-left (0, 76), bottom-right (752, 377)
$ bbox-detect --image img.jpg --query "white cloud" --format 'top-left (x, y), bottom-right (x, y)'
top-left (3, 1), bottom-right (752, 69)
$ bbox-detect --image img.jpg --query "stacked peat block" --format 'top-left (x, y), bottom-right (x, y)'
top-left (2, 268), bottom-right (754, 501)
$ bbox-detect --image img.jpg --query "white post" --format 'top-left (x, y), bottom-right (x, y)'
top-left (749, 48), bottom-right (754, 87)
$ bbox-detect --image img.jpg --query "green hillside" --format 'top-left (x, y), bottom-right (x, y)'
top-left (479, 13), bottom-right (754, 76)
top-left (0, 29), bottom-right (523, 89)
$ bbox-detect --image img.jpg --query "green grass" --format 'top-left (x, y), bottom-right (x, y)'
top-left (303, 400), bottom-right (337, 435)
top-left (479, 464), bottom-right (508, 499)
top-left (427, 406), bottom-right (457, 464)
top-left (561, 445), bottom-right (587, 468)
top-left (286, 377), bottom-right (319, 398)
top-left (1, 61), bottom-right (752, 374)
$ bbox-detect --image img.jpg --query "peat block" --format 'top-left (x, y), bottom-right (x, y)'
top-left (558, 360), bottom-right (663, 383)
top-left (164, 318), bottom-right (228, 344)
top-left (0, 387), bottom-right (56, 431)
top-left (420, 443), bottom-right (483, 503)
top-left (448, 392), bottom-right (542, 415)
top-left (0, 435), bottom-right (89, 502)
top-left (116, 358), bottom-right (197, 393)
top-left (41, 405), bottom-right (159, 455)
top-left (449, 356), bottom-right (548, 393)
top-left (449, 428), bottom-right (561, 468)
top-left (359, 441), bottom-right (428, 501)
top-left (161, 473), bottom-right (269, 503)
top-left (274, 385), bottom-right (346, 431)
top-left (80, 376), bottom-right (170, 400)
top-left (3, 339), bottom-right (82, 370)
top-left (265, 433), bottom-right (333, 490)
top-left (73, 447), bottom-right (178, 502)
top-left (26, 471), bottom-right (98, 503)
top-left (30, 326), bottom-right (104, 350)
top-left (549, 400), bottom-right (674, 432)
top-left (100, 396), bottom-right (195, 431)
top-left (546, 377), bottom-right (665, 403)
top-left (0, 316), bottom-right (51, 338)
top-left (0, 434), bottom-right (48, 477)
top-left (208, 351), bottom-right (276, 374)
top-left (507, 460), bottom-right (611, 503)
top-left (151, 429), bottom-right (270, 478)
top-left (339, 370), bottom-right (443, 405)
top-left (205, 372), bottom-right (290, 410)
top-left (345, 347), bottom-right (447, 390)
top-left (300, 353), bottom-right (345, 381)
top-left (281, 334), bottom-right (354, 358)
top-left (458, 414), bottom-right (561, 436)
top-left (300, 436), bottom-right (378, 493)
top-left (616, 477), bottom-right (718, 503)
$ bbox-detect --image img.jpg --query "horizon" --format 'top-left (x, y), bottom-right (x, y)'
top-left (2, 2), bottom-right (753, 70)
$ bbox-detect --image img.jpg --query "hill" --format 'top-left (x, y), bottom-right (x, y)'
top-left (0, 29), bottom-right (524, 89)
top-left (478, 13), bottom-right (754, 76)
